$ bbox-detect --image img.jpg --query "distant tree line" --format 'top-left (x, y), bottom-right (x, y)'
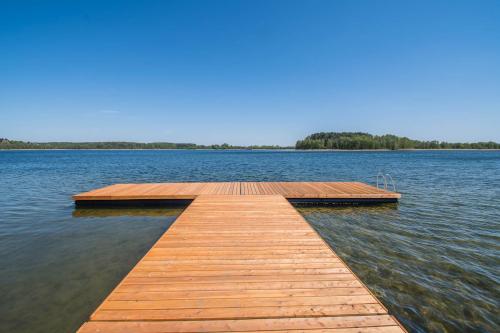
top-left (295, 132), bottom-right (500, 150)
top-left (2, 134), bottom-right (498, 150)
top-left (0, 138), bottom-right (288, 150)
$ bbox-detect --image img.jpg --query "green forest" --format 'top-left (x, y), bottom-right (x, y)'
top-left (0, 138), bottom-right (285, 150)
top-left (295, 132), bottom-right (500, 150)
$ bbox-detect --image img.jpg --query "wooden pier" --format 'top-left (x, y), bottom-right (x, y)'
top-left (75, 182), bottom-right (405, 333)
top-left (73, 181), bottom-right (400, 203)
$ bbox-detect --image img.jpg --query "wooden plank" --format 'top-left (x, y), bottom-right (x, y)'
top-left (100, 295), bottom-right (379, 310)
top-left (77, 195), bottom-right (405, 333)
top-left (91, 304), bottom-right (387, 320)
top-left (108, 288), bottom-right (371, 300)
top-left (134, 262), bottom-right (346, 271)
top-left (116, 280), bottom-right (364, 292)
top-left (79, 315), bottom-right (402, 332)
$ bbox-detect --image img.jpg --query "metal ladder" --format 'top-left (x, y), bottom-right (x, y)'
top-left (376, 172), bottom-right (396, 192)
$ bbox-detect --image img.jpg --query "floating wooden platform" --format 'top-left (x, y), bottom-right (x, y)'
top-left (76, 184), bottom-right (405, 333)
top-left (73, 182), bottom-right (400, 204)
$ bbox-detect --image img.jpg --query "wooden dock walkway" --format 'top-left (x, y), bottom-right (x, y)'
top-left (74, 181), bottom-right (400, 203)
top-left (76, 184), bottom-right (405, 333)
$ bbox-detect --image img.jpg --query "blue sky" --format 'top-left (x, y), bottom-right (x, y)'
top-left (1, 0), bottom-right (499, 145)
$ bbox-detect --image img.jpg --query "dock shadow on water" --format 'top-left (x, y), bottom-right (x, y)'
top-left (72, 207), bottom-right (185, 218)
top-left (296, 204), bottom-right (499, 333)
top-left (0, 206), bottom-right (184, 333)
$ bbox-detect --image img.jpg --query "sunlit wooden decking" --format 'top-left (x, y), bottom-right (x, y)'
top-left (73, 181), bottom-right (400, 202)
top-left (77, 194), bottom-right (405, 333)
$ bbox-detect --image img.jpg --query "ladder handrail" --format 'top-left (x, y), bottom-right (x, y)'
top-left (385, 173), bottom-right (396, 192)
top-left (376, 172), bottom-right (396, 192)
top-left (376, 172), bottom-right (387, 190)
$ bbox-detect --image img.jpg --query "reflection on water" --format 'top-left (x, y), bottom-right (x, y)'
top-left (297, 202), bottom-right (400, 213)
top-left (72, 207), bottom-right (185, 218)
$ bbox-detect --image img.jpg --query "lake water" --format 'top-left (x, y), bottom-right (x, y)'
top-left (0, 150), bottom-right (498, 333)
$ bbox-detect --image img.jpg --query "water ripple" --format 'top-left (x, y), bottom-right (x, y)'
top-left (0, 150), bottom-right (499, 332)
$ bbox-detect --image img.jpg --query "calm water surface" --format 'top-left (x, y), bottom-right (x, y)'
top-left (0, 150), bottom-right (498, 332)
